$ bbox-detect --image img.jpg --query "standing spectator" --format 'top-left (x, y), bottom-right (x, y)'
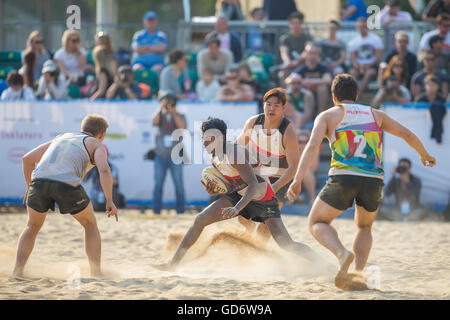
top-left (215, 0), bottom-right (244, 21)
top-left (218, 69), bottom-right (254, 102)
top-left (54, 29), bottom-right (88, 86)
top-left (410, 50), bottom-right (448, 100)
top-left (315, 20), bottom-right (346, 76)
top-left (416, 74), bottom-right (447, 144)
top-left (197, 37), bottom-right (233, 82)
top-left (341, 0), bottom-right (368, 21)
top-left (35, 60), bottom-right (67, 100)
top-left (106, 65), bottom-right (141, 100)
top-left (384, 31), bottom-right (417, 86)
top-left (19, 49), bottom-right (37, 89)
top-left (293, 43), bottom-right (332, 114)
top-left (263, 0), bottom-right (297, 20)
top-left (372, 75), bottom-right (411, 108)
top-left (152, 91), bottom-right (187, 215)
top-left (90, 32), bottom-right (117, 100)
top-left (285, 73), bottom-right (315, 128)
top-left (422, 0), bottom-right (450, 24)
top-left (379, 0), bottom-right (413, 28)
top-left (131, 11), bottom-right (167, 72)
top-left (22, 31), bottom-right (51, 83)
top-left (428, 35), bottom-right (450, 75)
top-left (1, 71), bottom-right (35, 101)
top-left (247, 7), bottom-right (273, 53)
top-left (160, 50), bottom-right (189, 100)
top-left (349, 17), bottom-right (384, 95)
top-left (196, 68), bottom-right (221, 102)
top-left (419, 13), bottom-right (450, 56)
top-left (379, 55), bottom-right (410, 88)
top-left (206, 16), bottom-right (243, 62)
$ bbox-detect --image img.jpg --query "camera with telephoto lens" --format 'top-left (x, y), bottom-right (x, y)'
top-left (396, 165), bottom-right (407, 174)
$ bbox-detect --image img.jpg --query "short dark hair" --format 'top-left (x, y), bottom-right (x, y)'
top-left (288, 11), bottom-right (304, 23)
top-left (251, 7), bottom-right (264, 17)
top-left (424, 74), bottom-right (439, 85)
top-left (169, 49), bottom-right (185, 64)
top-left (329, 19), bottom-right (340, 28)
top-left (201, 117), bottom-right (227, 139)
top-left (206, 36), bottom-right (221, 47)
top-left (331, 74), bottom-right (358, 102)
top-left (263, 88), bottom-right (287, 105)
top-left (429, 35), bottom-right (443, 49)
top-left (6, 71), bottom-right (24, 87)
top-left (399, 158), bottom-right (411, 168)
top-left (436, 13), bottom-right (450, 24)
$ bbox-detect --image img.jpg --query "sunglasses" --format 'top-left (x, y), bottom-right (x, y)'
top-left (33, 40), bottom-right (44, 44)
top-left (393, 64), bottom-right (403, 67)
top-left (70, 38), bottom-right (80, 43)
top-left (226, 77), bottom-right (238, 81)
top-left (425, 57), bottom-right (435, 61)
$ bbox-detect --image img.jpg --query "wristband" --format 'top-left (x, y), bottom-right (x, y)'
top-left (272, 184), bottom-right (279, 193)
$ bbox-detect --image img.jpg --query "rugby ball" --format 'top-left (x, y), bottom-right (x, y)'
top-left (201, 166), bottom-right (232, 194)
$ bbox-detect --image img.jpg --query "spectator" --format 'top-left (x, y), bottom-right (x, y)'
top-left (160, 50), bottom-right (189, 100)
top-left (131, 11), bottom-right (167, 72)
top-left (283, 97), bottom-right (303, 130)
top-left (416, 74), bottom-right (447, 144)
top-left (422, 0), bottom-right (450, 24)
top-left (205, 16), bottom-right (243, 62)
top-left (428, 35), bottom-right (450, 75)
top-left (384, 31), bottom-right (417, 86)
top-left (419, 13), bottom-right (450, 56)
top-left (0, 80), bottom-right (8, 96)
top-left (296, 130), bottom-right (318, 206)
top-left (293, 42), bottom-right (332, 114)
top-left (19, 49), bottom-right (37, 89)
top-left (197, 37), bottom-right (233, 82)
top-left (218, 68), bottom-right (254, 102)
top-left (54, 29), bottom-right (88, 86)
top-left (35, 60), bottom-right (67, 100)
top-left (279, 11), bottom-right (312, 75)
top-left (237, 61), bottom-right (262, 100)
top-left (341, 0), bottom-right (368, 21)
top-left (379, 0), bottom-right (413, 28)
top-left (106, 65), bottom-right (141, 100)
top-left (285, 73), bottom-right (315, 128)
top-left (315, 20), bottom-right (346, 76)
top-left (1, 71), bottom-right (35, 101)
top-left (372, 75), bottom-right (411, 108)
top-left (381, 158), bottom-right (425, 221)
top-left (215, 0), bottom-right (244, 21)
top-left (263, 0), bottom-right (297, 20)
top-left (411, 50), bottom-right (448, 100)
top-left (246, 7), bottom-right (273, 53)
top-left (22, 31), bottom-right (51, 83)
top-left (196, 68), bottom-right (221, 102)
top-left (151, 91), bottom-right (187, 215)
top-left (90, 32), bottom-right (117, 100)
top-left (349, 17), bottom-right (384, 95)
top-left (379, 55), bottom-right (410, 88)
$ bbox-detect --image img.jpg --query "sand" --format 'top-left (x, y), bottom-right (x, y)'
top-left (0, 210), bottom-right (449, 300)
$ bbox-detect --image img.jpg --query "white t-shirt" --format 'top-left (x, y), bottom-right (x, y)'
top-left (1, 87), bottom-right (35, 101)
top-left (379, 7), bottom-right (413, 26)
top-left (54, 47), bottom-right (87, 77)
top-left (419, 29), bottom-right (450, 52)
top-left (196, 79), bottom-right (221, 102)
top-left (349, 33), bottom-right (384, 65)
top-left (217, 32), bottom-right (231, 51)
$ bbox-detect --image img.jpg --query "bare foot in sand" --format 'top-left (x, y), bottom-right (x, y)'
top-left (334, 270), bottom-right (368, 291)
top-left (338, 250), bottom-right (354, 273)
top-left (152, 262), bottom-right (176, 272)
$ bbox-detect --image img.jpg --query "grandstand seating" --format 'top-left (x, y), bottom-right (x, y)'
top-left (133, 69), bottom-right (159, 97)
top-left (0, 51), bottom-right (22, 70)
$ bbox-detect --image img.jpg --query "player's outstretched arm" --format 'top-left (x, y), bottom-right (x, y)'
top-left (374, 109), bottom-right (436, 167)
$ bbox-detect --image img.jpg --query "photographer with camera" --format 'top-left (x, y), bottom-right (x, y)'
top-left (106, 65), bottom-right (141, 100)
top-left (35, 60), bottom-right (68, 100)
top-left (372, 75), bottom-right (411, 109)
top-left (150, 90), bottom-right (187, 215)
top-left (380, 158), bottom-right (426, 221)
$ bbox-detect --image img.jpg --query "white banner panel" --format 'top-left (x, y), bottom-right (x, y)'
top-left (384, 104), bottom-right (450, 207)
top-left (0, 100), bottom-right (258, 206)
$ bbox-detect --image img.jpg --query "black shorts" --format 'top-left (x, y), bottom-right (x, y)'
top-left (224, 192), bottom-right (280, 223)
top-left (27, 178), bottom-right (90, 214)
top-left (318, 175), bottom-right (384, 212)
top-left (269, 177), bottom-right (292, 203)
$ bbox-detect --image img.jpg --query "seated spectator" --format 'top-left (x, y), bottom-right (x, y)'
top-left (197, 37), bottom-right (233, 82)
top-left (422, 0), bottom-right (450, 24)
top-left (106, 65), bottom-right (141, 100)
top-left (416, 74), bottom-right (447, 144)
top-left (349, 17), bottom-right (384, 95)
top-left (54, 29), bottom-right (88, 86)
top-left (246, 7), bottom-right (274, 53)
top-left (378, 55), bottom-right (410, 88)
top-left (263, 0), bottom-right (297, 20)
top-left (283, 97), bottom-right (303, 130)
top-left (22, 30), bottom-right (51, 83)
top-left (160, 50), bottom-right (189, 100)
top-left (372, 75), bottom-right (411, 108)
top-left (131, 11), bottom-right (167, 72)
top-left (384, 31), bottom-right (417, 86)
top-left (315, 20), bottom-right (346, 76)
top-left (19, 49), bottom-right (37, 89)
top-left (379, 0), bottom-right (413, 28)
top-left (90, 32), bottom-right (117, 100)
top-left (215, 0), bottom-right (244, 20)
top-left (411, 50), bottom-right (448, 100)
top-left (35, 60), bottom-right (67, 100)
top-left (428, 35), bottom-right (450, 75)
top-left (419, 13), bottom-right (450, 56)
top-left (196, 68), bottom-right (221, 102)
top-left (285, 73), bottom-right (315, 128)
top-left (218, 69), bottom-right (254, 102)
top-left (205, 16), bottom-right (242, 62)
top-left (293, 42), bottom-right (332, 114)
top-left (237, 61), bottom-right (262, 100)
top-left (1, 71), bottom-right (35, 101)
top-left (296, 130), bottom-right (318, 206)
top-left (380, 158), bottom-right (425, 221)
top-left (341, 0), bottom-right (368, 21)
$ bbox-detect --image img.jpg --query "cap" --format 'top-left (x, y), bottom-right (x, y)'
top-left (42, 60), bottom-right (57, 73)
top-left (118, 65), bottom-right (132, 74)
top-left (158, 90), bottom-right (177, 102)
top-left (144, 11), bottom-right (157, 20)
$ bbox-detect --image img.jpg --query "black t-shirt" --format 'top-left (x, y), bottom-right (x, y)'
top-left (411, 70), bottom-right (448, 95)
top-left (294, 62), bottom-right (331, 79)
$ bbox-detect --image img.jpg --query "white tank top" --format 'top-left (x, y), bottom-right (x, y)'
top-left (32, 132), bottom-right (95, 186)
